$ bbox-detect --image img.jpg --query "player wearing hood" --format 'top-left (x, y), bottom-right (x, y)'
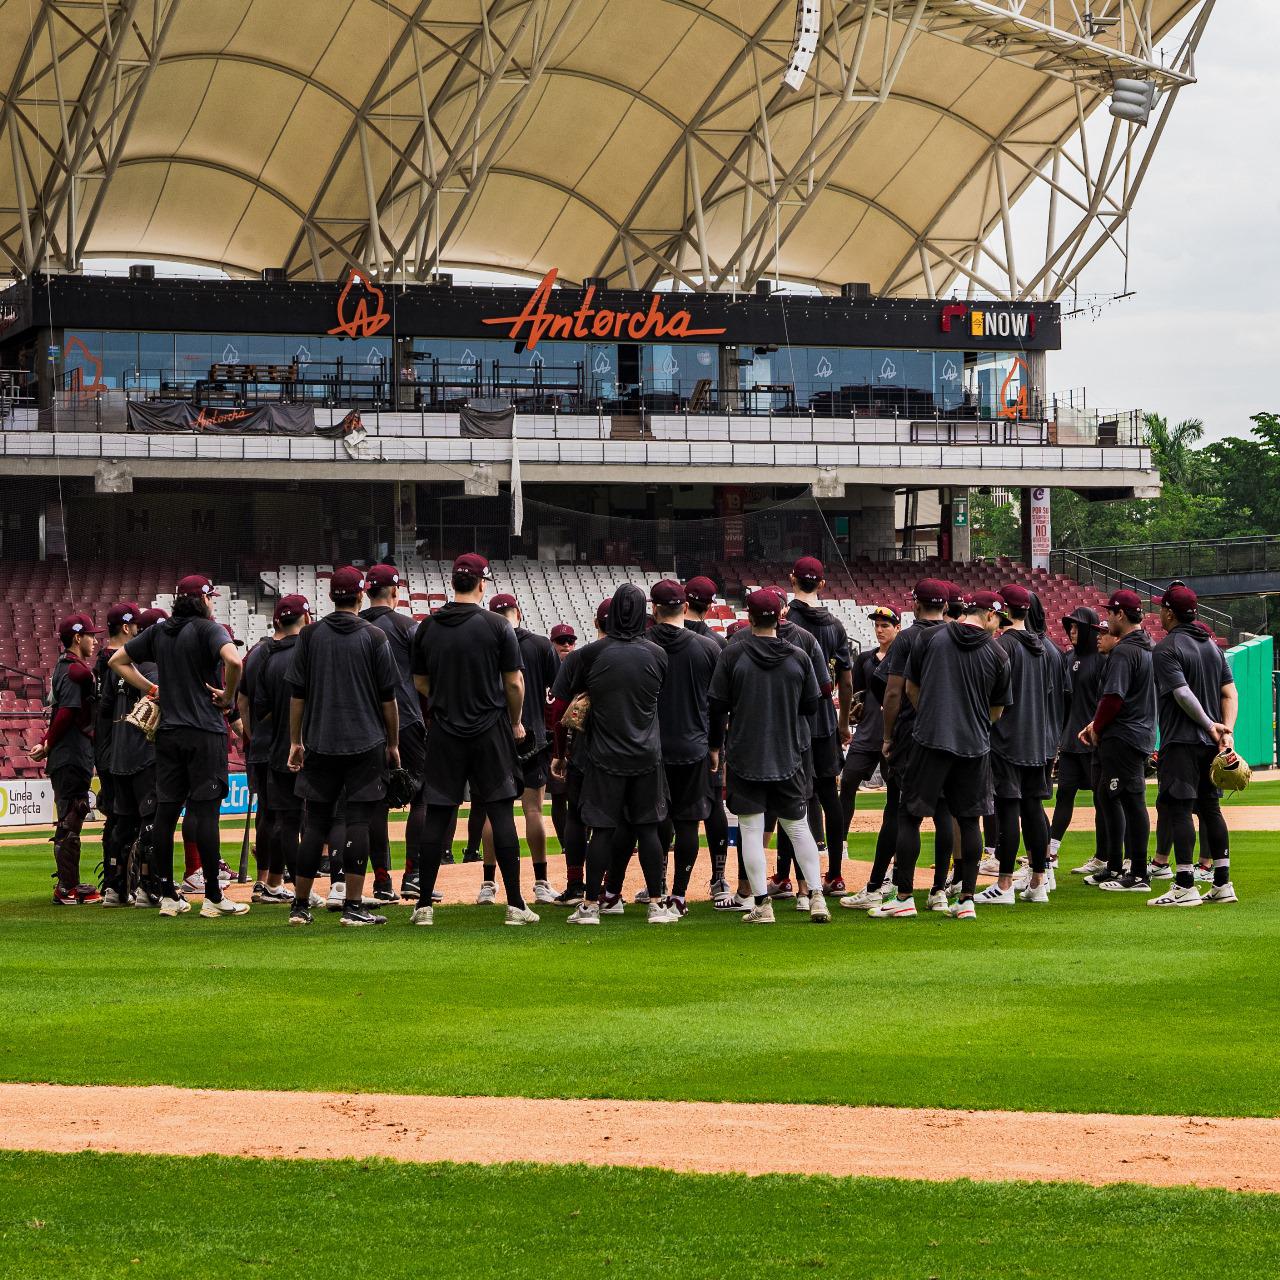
top-left (1077, 590), bottom-right (1157, 893)
top-left (1052, 608), bottom-right (1108, 872)
top-left (1148, 585), bottom-right (1238, 906)
top-left (977, 586), bottom-right (1053, 905)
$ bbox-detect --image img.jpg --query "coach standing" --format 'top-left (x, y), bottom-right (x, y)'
top-left (96, 601), bottom-right (140, 905)
top-left (111, 576), bottom-right (245, 918)
top-left (409, 553), bottom-right (536, 927)
top-left (286, 567), bottom-right (399, 927)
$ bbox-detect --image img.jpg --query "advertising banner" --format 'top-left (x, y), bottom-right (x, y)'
top-left (1028, 486), bottom-right (1051, 570)
top-left (220, 773), bottom-right (255, 817)
top-left (0, 778), bottom-right (56, 827)
top-left (126, 401), bottom-right (317, 435)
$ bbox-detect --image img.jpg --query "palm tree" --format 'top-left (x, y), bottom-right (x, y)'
top-left (1144, 413), bottom-right (1205, 488)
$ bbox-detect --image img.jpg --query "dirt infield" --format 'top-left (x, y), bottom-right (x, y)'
top-left (2, 1083), bottom-right (1278, 1191)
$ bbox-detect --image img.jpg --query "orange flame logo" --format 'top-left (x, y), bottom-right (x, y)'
top-left (997, 356), bottom-right (1030, 421)
top-left (65, 336), bottom-right (107, 400)
top-left (328, 268), bottom-right (391, 339)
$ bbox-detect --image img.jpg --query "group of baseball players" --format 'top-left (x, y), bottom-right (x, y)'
top-left (32, 553), bottom-right (1242, 926)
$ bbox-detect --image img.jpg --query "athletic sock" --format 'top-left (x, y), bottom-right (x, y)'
top-left (1047, 838), bottom-right (1061, 857)
top-left (344, 898), bottom-right (361, 911)
top-left (1213, 856), bottom-right (1230, 887)
top-left (532, 860), bottom-right (548, 882)
top-left (1175, 869), bottom-right (1195, 889)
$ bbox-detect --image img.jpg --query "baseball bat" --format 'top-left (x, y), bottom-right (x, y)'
top-left (236, 786), bottom-right (254, 882)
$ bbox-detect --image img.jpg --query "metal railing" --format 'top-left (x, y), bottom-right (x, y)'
top-left (1061, 537), bottom-right (1280, 584)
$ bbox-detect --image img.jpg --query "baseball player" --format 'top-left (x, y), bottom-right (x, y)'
top-left (409, 553), bottom-right (536, 926)
top-left (96, 601), bottom-right (141, 905)
top-left (839, 604), bottom-right (899, 842)
top-left (1053, 608), bottom-right (1107, 873)
top-left (237, 623), bottom-right (278, 898)
top-left (1148, 584), bottom-right (1238, 906)
top-left (31, 614), bottom-right (103, 904)
top-left (546, 623), bottom-right (576, 878)
top-left (110, 575), bottom-right (246, 918)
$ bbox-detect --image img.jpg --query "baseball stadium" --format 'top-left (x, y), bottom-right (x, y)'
top-left (4, 1), bottom-right (1280, 1276)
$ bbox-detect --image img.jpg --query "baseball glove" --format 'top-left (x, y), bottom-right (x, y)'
top-left (514, 729), bottom-right (544, 766)
top-left (124, 694), bottom-right (161, 742)
top-left (384, 767), bottom-right (420, 809)
top-left (561, 692), bottom-right (591, 732)
top-left (1210, 750), bottom-right (1251, 792)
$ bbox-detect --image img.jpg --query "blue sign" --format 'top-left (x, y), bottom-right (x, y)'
top-left (220, 773), bottom-right (256, 817)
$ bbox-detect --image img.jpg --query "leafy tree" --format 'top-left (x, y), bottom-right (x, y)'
top-left (1144, 413), bottom-right (1205, 489)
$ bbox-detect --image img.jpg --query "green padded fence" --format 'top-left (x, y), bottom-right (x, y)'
top-left (1225, 634), bottom-right (1275, 768)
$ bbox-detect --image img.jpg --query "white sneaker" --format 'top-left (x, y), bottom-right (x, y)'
top-left (839, 886), bottom-right (886, 911)
top-left (253, 883), bottom-right (294, 904)
top-left (1148, 885), bottom-right (1202, 907)
top-left (101, 887), bottom-right (131, 908)
top-left (505, 904), bottom-right (540, 926)
top-left (808, 890), bottom-right (830, 924)
top-left (976, 883), bottom-right (1015, 905)
top-left (948, 898), bottom-right (976, 920)
top-left (925, 889), bottom-right (949, 913)
top-left (795, 893), bottom-right (810, 912)
top-left (180, 870), bottom-right (205, 894)
top-left (742, 901), bottom-right (775, 924)
top-left (532, 880), bottom-right (558, 904)
top-left (647, 901), bottom-right (676, 924)
top-left (1046, 867), bottom-right (1057, 892)
top-left (869, 896), bottom-right (917, 919)
top-left (1073, 856), bottom-right (1106, 875)
top-left (476, 880), bottom-right (498, 905)
top-left (326, 882), bottom-right (346, 911)
top-left (158, 895), bottom-right (190, 916)
top-left (217, 860), bottom-right (234, 883)
top-left (308, 889), bottom-right (326, 909)
top-left (1203, 881), bottom-right (1238, 904)
top-left (1193, 866), bottom-right (1214, 883)
top-left (714, 891), bottom-right (752, 912)
top-left (567, 902), bottom-right (600, 926)
top-left (410, 905), bottom-right (434, 926)
top-left (600, 893), bottom-right (625, 916)
top-left (1149, 862), bottom-right (1174, 881)
top-left (133, 889), bottom-right (158, 909)
top-left (978, 857), bottom-right (1001, 876)
top-left (199, 897), bottom-right (249, 918)
top-left (1018, 882), bottom-right (1050, 903)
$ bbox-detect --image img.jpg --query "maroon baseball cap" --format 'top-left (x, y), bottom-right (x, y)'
top-left (550, 623), bottom-right (577, 643)
top-left (650, 579), bottom-right (686, 608)
top-left (329, 565), bottom-right (367, 597)
top-left (175, 574), bottom-right (217, 599)
top-left (365, 564), bottom-right (401, 589)
top-left (971, 589), bottom-right (1006, 613)
top-left (946, 582), bottom-right (969, 608)
top-left (138, 607), bottom-right (167, 629)
top-left (1107, 589), bottom-right (1144, 613)
top-left (1161, 584), bottom-right (1198, 616)
top-left (792, 556), bottom-right (825, 582)
top-left (488, 593), bottom-right (519, 612)
top-left (999, 584), bottom-right (1032, 612)
top-left (595, 600), bottom-right (612, 629)
top-left (274, 593), bottom-right (311, 623)
top-left (746, 588), bottom-right (782, 618)
top-left (452, 553), bottom-right (492, 580)
top-left (726, 619), bottom-right (750, 637)
top-left (913, 578), bottom-right (950, 606)
top-left (684, 576), bottom-right (717, 606)
top-left (58, 613), bottom-right (102, 644)
top-left (106, 601), bottom-right (141, 630)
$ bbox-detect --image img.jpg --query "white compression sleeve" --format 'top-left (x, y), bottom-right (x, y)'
top-left (737, 811), bottom-right (768, 898)
top-left (779, 814), bottom-right (823, 891)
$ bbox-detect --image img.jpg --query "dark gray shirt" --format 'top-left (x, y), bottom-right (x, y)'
top-left (1153, 624), bottom-right (1233, 749)
top-left (123, 615), bottom-right (231, 736)
top-left (361, 605), bottom-right (423, 730)
top-left (286, 613), bottom-right (397, 756)
top-left (648, 622), bottom-right (721, 764)
top-left (514, 627), bottom-right (559, 746)
top-left (879, 617), bottom-right (946, 752)
top-left (110, 659), bottom-right (158, 776)
top-left (1098, 630), bottom-right (1157, 754)
top-left (240, 639), bottom-right (273, 765)
top-left (685, 618), bottom-right (726, 649)
top-left (991, 629), bottom-right (1048, 768)
top-left (412, 603), bottom-right (522, 738)
top-left (783, 599), bottom-right (852, 738)
top-left (49, 653), bottom-right (95, 774)
top-left (906, 624), bottom-right (1012, 758)
top-left (1060, 650), bottom-right (1104, 755)
top-left (251, 635), bottom-right (299, 773)
top-left (850, 648), bottom-right (887, 752)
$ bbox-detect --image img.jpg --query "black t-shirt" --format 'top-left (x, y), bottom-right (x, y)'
top-left (554, 635), bottom-right (668, 776)
top-left (708, 635), bottom-right (822, 780)
top-left (879, 617), bottom-right (946, 751)
top-left (850, 648), bottom-right (888, 751)
top-left (1042, 641), bottom-right (1070, 762)
top-left (124, 615), bottom-right (231, 736)
top-left (49, 652), bottom-right (95, 773)
top-left (110, 658), bottom-right (157, 776)
top-left (685, 618), bottom-right (726, 649)
top-left (1098, 630), bottom-right (1157, 753)
top-left (1060, 650), bottom-right (1104, 755)
top-left (411, 603), bottom-right (521, 738)
top-left (239, 639), bottom-right (273, 764)
top-left (648, 622), bottom-right (722, 764)
top-left (991, 629), bottom-right (1048, 767)
top-left (251, 634), bottom-right (299, 773)
top-left (93, 646), bottom-right (121, 767)
top-left (361, 605), bottom-right (423, 730)
top-left (514, 627), bottom-right (559, 746)
top-left (905, 623), bottom-right (1012, 758)
top-left (1153, 624), bottom-right (1233, 748)
top-left (784, 599), bottom-right (852, 736)
top-left (286, 613), bottom-right (397, 756)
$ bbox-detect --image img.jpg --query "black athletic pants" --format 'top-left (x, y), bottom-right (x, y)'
top-left (996, 797), bottom-right (1050, 876)
top-left (1099, 793), bottom-right (1149, 880)
top-left (153, 798), bottom-right (222, 902)
top-left (588, 822), bottom-right (664, 902)
top-left (417, 802), bottom-right (524, 909)
top-left (895, 812), bottom-right (982, 899)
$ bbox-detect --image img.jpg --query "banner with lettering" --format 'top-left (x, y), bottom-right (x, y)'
top-left (126, 401), bottom-right (316, 435)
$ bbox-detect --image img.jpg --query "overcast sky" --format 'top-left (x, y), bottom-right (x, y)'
top-left (1052, 1), bottom-right (1277, 441)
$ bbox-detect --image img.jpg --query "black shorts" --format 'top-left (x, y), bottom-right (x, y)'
top-left (422, 719), bottom-right (519, 808)
top-left (809, 733), bottom-right (843, 779)
top-left (1097, 737), bottom-right (1148, 796)
top-left (267, 767), bottom-right (302, 812)
top-left (579, 760), bottom-right (669, 828)
top-left (992, 754), bottom-right (1052, 801)
top-left (50, 763), bottom-right (93, 818)
top-left (903, 744), bottom-right (993, 819)
top-left (727, 765), bottom-right (809, 821)
top-left (664, 758), bottom-right (713, 822)
top-left (1157, 742), bottom-right (1221, 805)
top-left (841, 748), bottom-right (882, 791)
top-left (520, 743), bottom-right (551, 792)
top-left (1055, 751), bottom-right (1094, 794)
top-left (154, 727), bottom-right (228, 806)
top-left (399, 720), bottom-right (427, 782)
top-left (112, 767), bottom-right (157, 818)
top-left (297, 744), bottom-right (386, 805)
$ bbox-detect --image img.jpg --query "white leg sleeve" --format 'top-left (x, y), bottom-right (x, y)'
top-left (737, 812), bottom-right (768, 898)
top-left (779, 814), bottom-right (823, 890)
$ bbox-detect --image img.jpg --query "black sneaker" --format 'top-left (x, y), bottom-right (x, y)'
top-left (554, 881), bottom-right (586, 907)
top-left (401, 871), bottom-right (420, 898)
top-left (1085, 869), bottom-right (1121, 887)
top-left (1099, 873), bottom-right (1151, 893)
top-left (288, 903), bottom-right (313, 927)
top-left (340, 905), bottom-right (387, 927)
top-left (461, 848), bottom-right (482, 864)
top-left (372, 883), bottom-right (401, 904)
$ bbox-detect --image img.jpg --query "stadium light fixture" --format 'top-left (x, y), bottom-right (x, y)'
top-left (782, 0), bottom-right (822, 91)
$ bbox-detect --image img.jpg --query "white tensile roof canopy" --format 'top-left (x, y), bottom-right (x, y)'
top-left (0, 0), bottom-right (1212, 299)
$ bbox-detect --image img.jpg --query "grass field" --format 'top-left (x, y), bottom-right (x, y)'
top-left (3, 830), bottom-right (1277, 1117)
top-left (2, 1151), bottom-right (1278, 1280)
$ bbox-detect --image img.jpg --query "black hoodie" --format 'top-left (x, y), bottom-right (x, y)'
top-left (708, 632), bottom-right (823, 781)
top-left (906, 622), bottom-right (1012, 758)
top-left (287, 611), bottom-right (398, 755)
top-left (123, 613), bottom-right (231, 735)
top-left (250, 633), bottom-right (299, 773)
top-left (785, 597), bottom-right (852, 737)
top-left (649, 621), bottom-right (722, 763)
top-left (685, 617), bottom-right (726, 649)
top-left (1154, 621), bottom-right (1233, 748)
top-left (411, 601), bottom-right (522, 738)
top-left (992, 627), bottom-right (1048, 767)
top-left (361, 604), bottom-right (423, 729)
top-left (1098, 628), bottom-right (1157, 753)
top-left (1061, 625), bottom-right (1105, 755)
top-left (1028, 592), bottom-right (1069, 761)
